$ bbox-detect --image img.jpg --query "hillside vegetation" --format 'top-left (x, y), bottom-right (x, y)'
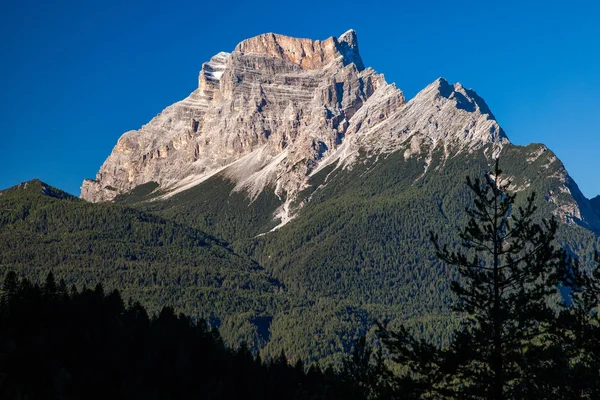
top-left (1, 145), bottom-right (599, 366)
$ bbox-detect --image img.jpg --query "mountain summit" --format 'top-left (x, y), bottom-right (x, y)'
top-left (234, 29), bottom-right (364, 71)
top-left (82, 30), bottom-right (384, 204)
top-left (81, 31), bottom-right (508, 225)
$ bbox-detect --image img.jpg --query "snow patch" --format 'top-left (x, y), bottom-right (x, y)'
top-left (201, 52), bottom-right (230, 82)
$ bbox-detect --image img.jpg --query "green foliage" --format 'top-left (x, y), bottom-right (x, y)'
top-left (342, 336), bottom-right (398, 399)
top-left (0, 180), bottom-right (284, 350)
top-left (430, 161), bottom-right (567, 398)
top-left (376, 160), bottom-right (600, 399)
top-left (2, 142), bottom-right (600, 368)
top-left (141, 174), bottom-right (283, 245)
top-left (0, 272), bottom-right (370, 400)
top-left (551, 253), bottom-right (600, 398)
top-left (113, 181), bottom-right (160, 204)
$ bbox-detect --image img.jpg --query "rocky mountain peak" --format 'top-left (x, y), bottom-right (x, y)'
top-left (81, 30), bottom-right (388, 204)
top-left (430, 78), bottom-right (495, 118)
top-left (81, 31), bottom-right (508, 227)
top-left (398, 77), bottom-right (509, 148)
top-left (233, 30), bottom-right (364, 71)
top-left (337, 77), bottom-right (509, 167)
top-left (336, 29), bottom-right (364, 71)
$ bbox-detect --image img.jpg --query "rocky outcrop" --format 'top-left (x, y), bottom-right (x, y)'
top-left (81, 30), bottom-right (508, 223)
top-left (81, 30), bottom-right (390, 204)
top-left (366, 78), bottom-right (508, 158)
top-left (234, 29), bottom-right (364, 71)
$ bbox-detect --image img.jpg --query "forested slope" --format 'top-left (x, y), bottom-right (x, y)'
top-left (0, 180), bottom-right (284, 349)
top-left (133, 143), bottom-right (600, 363)
top-left (2, 142), bottom-right (599, 367)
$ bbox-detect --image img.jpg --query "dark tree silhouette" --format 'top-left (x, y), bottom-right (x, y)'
top-left (341, 336), bottom-right (397, 399)
top-left (553, 252), bottom-right (600, 398)
top-left (0, 271), bottom-right (369, 400)
top-left (380, 160), bottom-right (570, 399)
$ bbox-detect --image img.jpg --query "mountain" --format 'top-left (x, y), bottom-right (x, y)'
top-left (81, 29), bottom-right (388, 213)
top-left (4, 31), bottom-right (600, 366)
top-left (80, 31), bottom-right (516, 229)
top-left (81, 29), bottom-right (599, 231)
top-left (81, 30), bottom-right (600, 238)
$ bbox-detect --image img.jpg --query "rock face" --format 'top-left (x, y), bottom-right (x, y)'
top-left (81, 30), bottom-right (508, 220)
top-left (234, 30), bottom-right (364, 71)
top-left (81, 30), bottom-right (386, 204)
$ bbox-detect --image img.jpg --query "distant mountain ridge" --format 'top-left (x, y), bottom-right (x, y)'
top-left (1, 179), bottom-right (77, 200)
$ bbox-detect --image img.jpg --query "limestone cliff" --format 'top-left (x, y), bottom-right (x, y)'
top-left (81, 30), bottom-right (507, 224)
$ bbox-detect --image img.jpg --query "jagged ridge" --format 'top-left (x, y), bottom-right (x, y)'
top-left (81, 30), bottom-right (388, 209)
top-left (81, 30), bottom-right (525, 228)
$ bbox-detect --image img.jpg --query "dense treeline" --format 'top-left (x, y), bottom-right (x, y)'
top-left (243, 144), bottom-right (600, 362)
top-left (139, 176), bottom-right (283, 243)
top-left (0, 272), bottom-right (376, 400)
top-left (0, 180), bottom-right (284, 354)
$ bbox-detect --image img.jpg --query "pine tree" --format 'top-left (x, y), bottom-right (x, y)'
top-left (43, 271), bottom-right (57, 300)
top-left (380, 160), bottom-right (569, 399)
top-left (432, 160), bottom-right (568, 398)
top-left (1, 271), bottom-right (18, 308)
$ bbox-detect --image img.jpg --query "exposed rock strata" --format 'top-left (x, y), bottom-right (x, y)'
top-left (81, 30), bottom-right (509, 224)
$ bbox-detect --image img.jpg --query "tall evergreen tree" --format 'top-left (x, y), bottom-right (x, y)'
top-left (381, 160), bottom-right (569, 399)
top-left (1, 271), bottom-right (18, 308)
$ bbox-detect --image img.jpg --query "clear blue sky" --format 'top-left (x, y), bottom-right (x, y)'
top-left (1, 0), bottom-right (599, 198)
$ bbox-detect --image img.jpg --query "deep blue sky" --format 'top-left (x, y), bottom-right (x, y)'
top-left (1, 0), bottom-right (599, 197)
